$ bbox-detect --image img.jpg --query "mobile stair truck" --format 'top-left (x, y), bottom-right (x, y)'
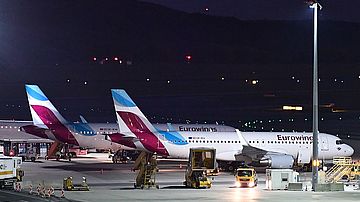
top-left (0, 144), bottom-right (23, 189)
top-left (184, 148), bottom-right (216, 189)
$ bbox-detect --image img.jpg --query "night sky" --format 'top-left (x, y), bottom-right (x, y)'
top-left (143, 0), bottom-right (360, 22)
top-left (0, 0), bottom-right (360, 140)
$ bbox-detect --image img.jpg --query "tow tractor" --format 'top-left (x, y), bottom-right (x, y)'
top-left (235, 166), bottom-right (257, 188)
top-left (0, 144), bottom-right (24, 189)
top-left (184, 148), bottom-right (216, 189)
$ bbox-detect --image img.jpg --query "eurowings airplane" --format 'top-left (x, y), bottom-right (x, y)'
top-left (111, 89), bottom-right (354, 169)
top-left (21, 84), bottom-right (236, 152)
top-left (21, 84), bottom-right (131, 150)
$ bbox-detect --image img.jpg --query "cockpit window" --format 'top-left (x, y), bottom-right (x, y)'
top-left (336, 140), bottom-right (344, 145)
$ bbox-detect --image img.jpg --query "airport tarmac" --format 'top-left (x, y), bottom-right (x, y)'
top-left (4, 153), bottom-right (360, 202)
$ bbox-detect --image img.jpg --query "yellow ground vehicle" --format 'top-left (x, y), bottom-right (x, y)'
top-left (346, 164), bottom-right (360, 181)
top-left (184, 148), bottom-right (216, 189)
top-left (235, 167), bottom-right (257, 188)
top-left (63, 176), bottom-right (90, 191)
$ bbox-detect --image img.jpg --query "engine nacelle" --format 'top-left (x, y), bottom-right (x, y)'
top-left (260, 155), bottom-right (294, 168)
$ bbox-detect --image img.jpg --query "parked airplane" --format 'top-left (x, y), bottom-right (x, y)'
top-left (21, 84), bottom-right (130, 151)
top-left (110, 89), bottom-right (354, 169)
top-left (21, 84), bottom-right (236, 152)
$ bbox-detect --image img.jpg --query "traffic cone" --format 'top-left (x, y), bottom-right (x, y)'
top-left (28, 184), bottom-right (33, 195)
top-left (42, 187), bottom-right (46, 198)
top-left (179, 164), bottom-right (182, 169)
top-left (60, 188), bottom-right (65, 198)
top-left (47, 188), bottom-right (51, 198)
top-left (14, 183), bottom-right (18, 192)
top-left (50, 186), bottom-right (55, 196)
top-left (37, 184), bottom-right (41, 195)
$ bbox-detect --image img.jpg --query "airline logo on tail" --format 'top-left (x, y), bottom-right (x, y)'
top-left (25, 85), bottom-right (79, 145)
top-left (112, 89), bottom-right (188, 156)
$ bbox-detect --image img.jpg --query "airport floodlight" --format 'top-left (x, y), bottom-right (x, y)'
top-left (309, 1), bottom-right (322, 192)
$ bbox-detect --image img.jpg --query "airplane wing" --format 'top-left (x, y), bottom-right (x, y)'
top-left (239, 145), bottom-right (290, 161)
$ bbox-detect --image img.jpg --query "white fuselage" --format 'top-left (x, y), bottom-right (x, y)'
top-left (157, 130), bottom-right (354, 162)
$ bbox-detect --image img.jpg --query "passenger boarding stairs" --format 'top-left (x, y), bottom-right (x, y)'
top-left (133, 151), bottom-right (159, 189)
top-left (325, 157), bottom-right (353, 183)
top-left (46, 141), bottom-right (64, 159)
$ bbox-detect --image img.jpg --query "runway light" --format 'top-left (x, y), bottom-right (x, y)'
top-left (146, 78), bottom-right (150, 82)
top-left (114, 57), bottom-right (118, 61)
top-left (93, 57), bottom-right (97, 61)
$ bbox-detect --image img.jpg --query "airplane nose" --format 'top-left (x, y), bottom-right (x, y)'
top-left (345, 145), bottom-right (354, 156)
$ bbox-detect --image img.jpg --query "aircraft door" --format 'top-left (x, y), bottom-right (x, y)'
top-left (319, 136), bottom-right (329, 151)
top-left (157, 133), bottom-right (165, 149)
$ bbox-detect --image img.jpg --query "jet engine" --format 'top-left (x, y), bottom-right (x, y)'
top-left (260, 155), bottom-right (294, 168)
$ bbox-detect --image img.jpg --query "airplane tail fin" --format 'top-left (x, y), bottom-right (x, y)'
top-left (25, 84), bottom-right (68, 127)
top-left (111, 89), bottom-right (156, 135)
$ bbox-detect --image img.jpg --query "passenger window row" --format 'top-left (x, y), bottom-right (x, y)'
top-left (0, 126), bottom-right (18, 129)
top-left (170, 140), bottom-right (241, 144)
top-left (248, 140), bottom-right (312, 144)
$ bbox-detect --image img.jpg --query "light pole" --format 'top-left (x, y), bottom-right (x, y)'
top-left (309, 1), bottom-right (322, 191)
